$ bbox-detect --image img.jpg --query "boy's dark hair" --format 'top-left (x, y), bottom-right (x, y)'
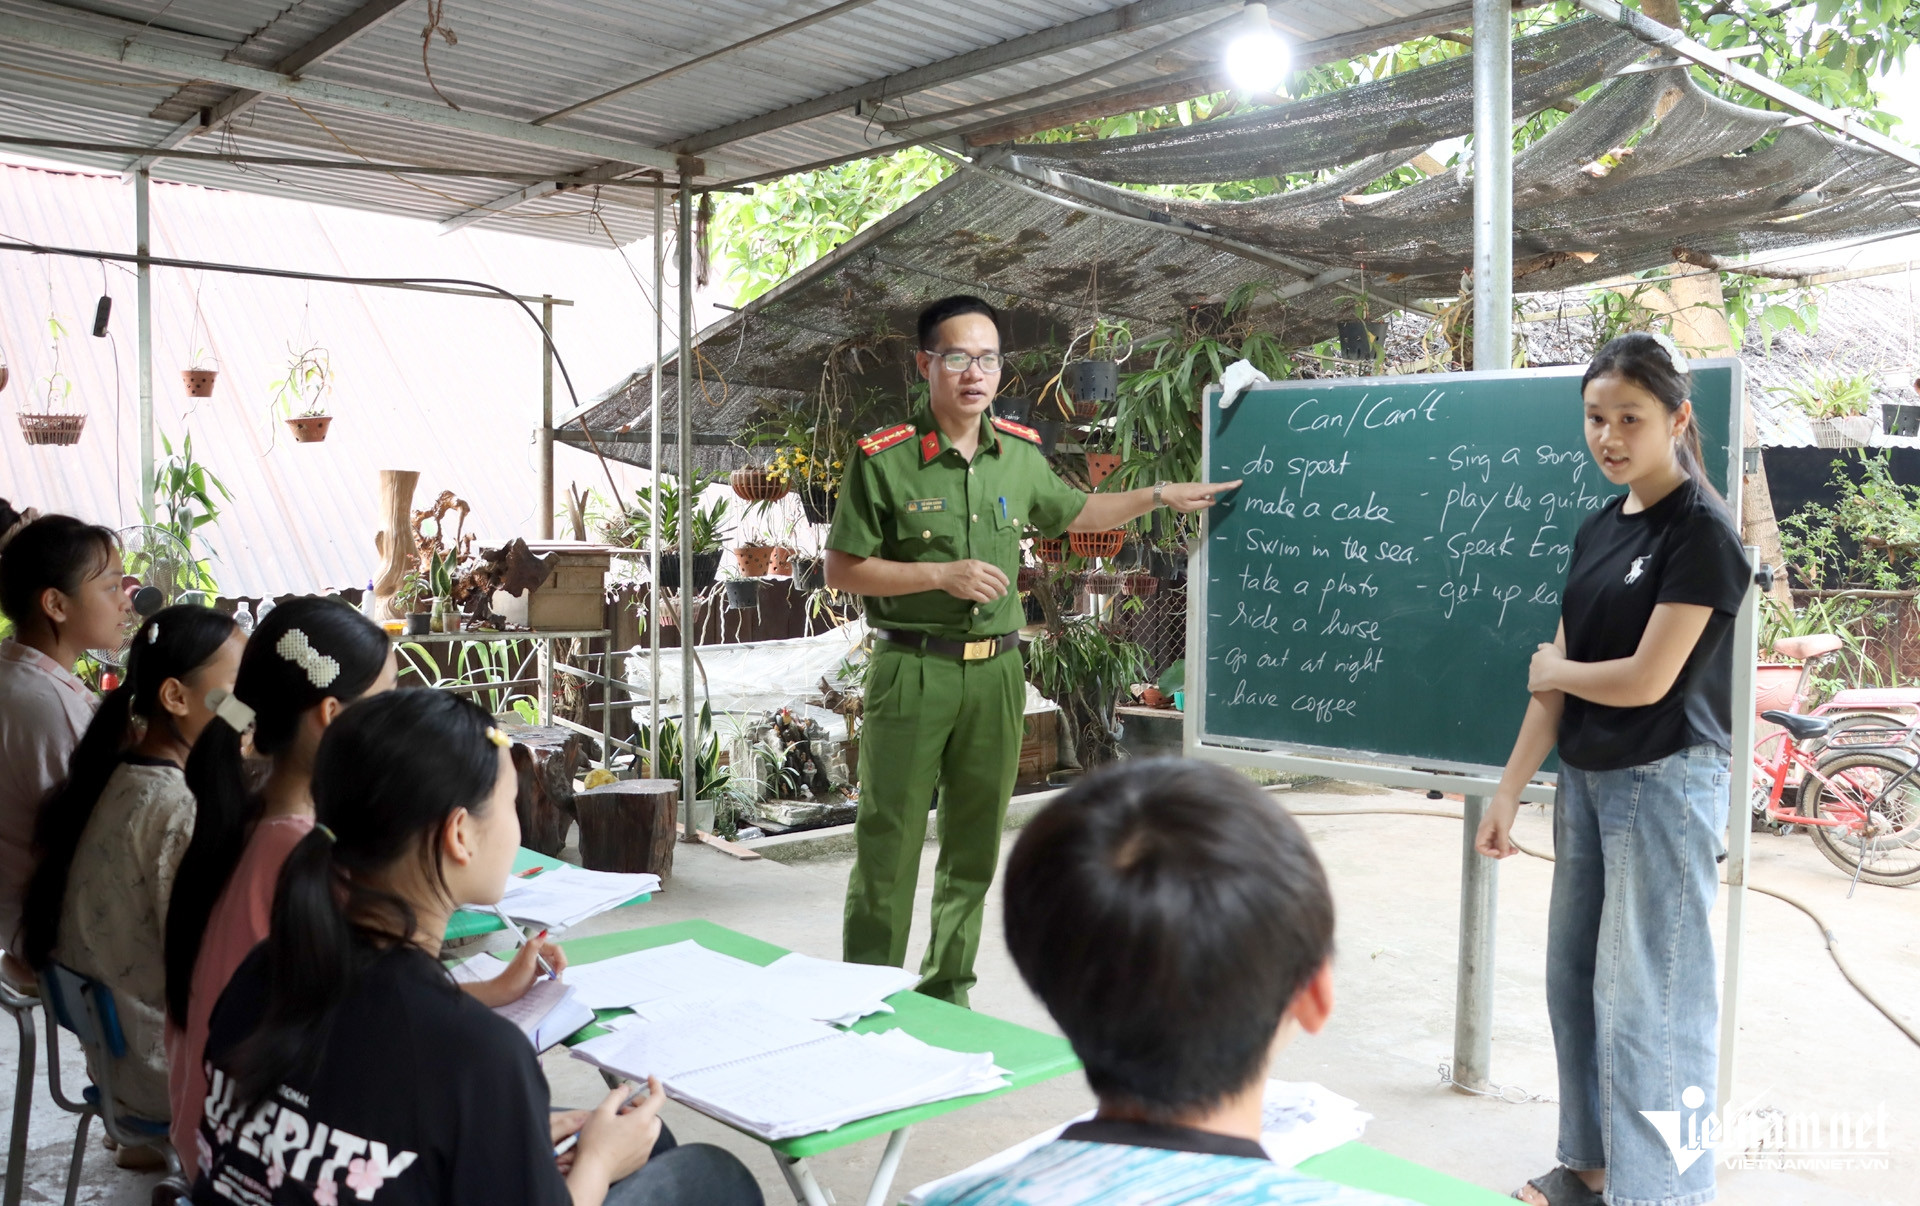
top-left (917, 295), bottom-right (1001, 350)
top-left (1004, 758), bottom-right (1334, 1120)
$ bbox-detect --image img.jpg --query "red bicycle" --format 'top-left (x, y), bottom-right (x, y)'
top-left (1753, 637), bottom-right (1920, 888)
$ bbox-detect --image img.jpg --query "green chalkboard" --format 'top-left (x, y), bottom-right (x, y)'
top-left (1194, 362), bottom-right (1740, 775)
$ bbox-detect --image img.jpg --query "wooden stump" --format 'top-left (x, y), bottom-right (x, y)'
top-left (575, 779), bottom-right (679, 877)
top-left (507, 726), bottom-right (586, 856)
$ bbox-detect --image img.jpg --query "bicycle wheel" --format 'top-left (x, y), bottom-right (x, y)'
top-left (1798, 751), bottom-right (1920, 887)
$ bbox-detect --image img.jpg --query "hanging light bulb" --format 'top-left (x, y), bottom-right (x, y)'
top-left (1224, 3), bottom-right (1290, 96)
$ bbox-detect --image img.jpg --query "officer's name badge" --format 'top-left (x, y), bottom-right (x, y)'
top-left (903, 498), bottom-right (947, 514)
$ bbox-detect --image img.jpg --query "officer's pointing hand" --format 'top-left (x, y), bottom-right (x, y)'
top-left (1159, 480), bottom-right (1244, 513)
top-left (937, 559), bottom-right (1010, 603)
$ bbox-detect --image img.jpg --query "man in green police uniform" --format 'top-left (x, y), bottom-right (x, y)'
top-left (825, 295), bottom-right (1240, 1005)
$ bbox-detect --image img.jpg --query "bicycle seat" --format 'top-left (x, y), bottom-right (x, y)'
top-left (1771, 634), bottom-right (1844, 661)
top-left (1761, 710), bottom-right (1830, 741)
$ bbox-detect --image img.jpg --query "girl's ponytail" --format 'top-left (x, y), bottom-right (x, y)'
top-left (24, 604), bottom-right (236, 972)
top-left (164, 597), bottom-right (390, 1023)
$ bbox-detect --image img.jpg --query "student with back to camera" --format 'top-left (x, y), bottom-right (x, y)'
top-left (1476, 333), bottom-right (1749, 1206)
top-left (192, 688), bottom-right (764, 1206)
top-left (923, 758), bottom-right (1411, 1206)
top-left (20, 605), bottom-right (243, 1131)
top-left (0, 507), bottom-right (128, 988)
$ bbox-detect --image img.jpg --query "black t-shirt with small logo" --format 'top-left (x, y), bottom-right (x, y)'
top-left (1557, 476), bottom-right (1749, 771)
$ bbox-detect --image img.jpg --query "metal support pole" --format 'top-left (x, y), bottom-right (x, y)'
top-left (1453, 794), bottom-right (1499, 1093)
top-left (539, 294), bottom-right (554, 539)
top-left (1471, 0), bottom-right (1512, 372)
top-left (649, 182), bottom-right (664, 780)
top-left (676, 172), bottom-right (697, 840)
top-left (1718, 548), bottom-right (1759, 1112)
top-left (134, 168), bottom-right (154, 517)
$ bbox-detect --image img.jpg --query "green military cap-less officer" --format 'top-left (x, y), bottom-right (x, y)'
top-left (828, 408), bottom-right (1085, 1006)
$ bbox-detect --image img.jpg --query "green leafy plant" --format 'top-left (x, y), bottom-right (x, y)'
top-left (1027, 615), bottom-right (1148, 770)
top-left (604, 474), bottom-right (731, 555)
top-left (1758, 593), bottom-right (1889, 696)
top-left (1779, 452), bottom-right (1920, 591)
top-left (269, 343), bottom-right (332, 418)
top-left (35, 315), bottom-right (74, 413)
top-left (633, 702), bottom-right (732, 802)
top-left (397, 637), bottom-right (537, 716)
top-left (142, 430), bottom-right (230, 595)
top-left (1772, 372), bottom-right (1876, 421)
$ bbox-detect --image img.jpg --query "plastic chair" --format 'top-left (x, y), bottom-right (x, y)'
top-left (1, 970), bottom-right (35, 1206)
top-left (37, 964), bottom-right (186, 1206)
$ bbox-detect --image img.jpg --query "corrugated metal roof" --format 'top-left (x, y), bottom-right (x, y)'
top-left (0, 0), bottom-right (1484, 243)
top-left (0, 158), bottom-right (674, 595)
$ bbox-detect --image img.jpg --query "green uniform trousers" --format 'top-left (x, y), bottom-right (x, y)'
top-left (843, 641), bottom-right (1025, 1007)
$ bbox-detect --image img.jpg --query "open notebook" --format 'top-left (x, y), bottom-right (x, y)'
top-left (450, 954), bottom-right (595, 1052)
top-left (457, 865), bottom-right (661, 931)
top-left (572, 998), bottom-right (1007, 1140)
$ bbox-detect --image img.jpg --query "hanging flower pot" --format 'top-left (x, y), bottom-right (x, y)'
top-left (799, 484), bottom-right (834, 525)
top-left (992, 395), bottom-right (1035, 425)
top-left (1069, 529), bottom-right (1125, 559)
top-left (1034, 537), bottom-right (1066, 564)
top-left (734, 543), bottom-right (775, 576)
top-left (286, 415), bottom-right (332, 443)
top-left (1067, 360), bottom-right (1118, 405)
top-left (1082, 571), bottom-right (1121, 595)
top-left (1085, 452), bottom-right (1122, 487)
top-left (792, 556), bottom-right (826, 593)
top-left (1123, 571), bottom-right (1159, 597)
top-left (181, 369), bottom-right (218, 397)
top-left (723, 578), bottom-right (761, 610)
top-left (769, 545), bottom-right (796, 576)
top-left (657, 551), bottom-right (722, 591)
top-left (1337, 320), bottom-right (1390, 362)
top-left (18, 413), bottom-right (85, 446)
top-left (730, 465), bottom-right (789, 502)
top-left (1016, 566), bottom-right (1045, 592)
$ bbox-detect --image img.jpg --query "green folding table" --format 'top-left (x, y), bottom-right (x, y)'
top-left (555, 919), bottom-right (1079, 1206)
top-left (441, 848), bottom-right (653, 942)
top-left (1298, 1143), bottom-right (1515, 1204)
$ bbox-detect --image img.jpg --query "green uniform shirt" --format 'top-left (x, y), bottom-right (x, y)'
top-left (827, 408), bottom-right (1086, 640)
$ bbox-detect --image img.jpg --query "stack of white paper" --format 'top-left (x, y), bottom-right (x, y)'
top-left (447, 956), bottom-right (596, 1051)
top-left (460, 865), bottom-right (660, 930)
top-left (574, 1020), bottom-right (1007, 1141)
top-left (561, 940), bottom-right (767, 1011)
top-left (758, 953), bottom-right (921, 1026)
top-left (901, 1079), bottom-right (1373, 1205)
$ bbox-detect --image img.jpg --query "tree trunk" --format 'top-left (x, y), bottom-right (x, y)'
top-left (508, 727), bottom-right (585, 856)
top-left (575, 779), bottom-right (679, 876)
top-left (371, 470), bottom-right (421, 620)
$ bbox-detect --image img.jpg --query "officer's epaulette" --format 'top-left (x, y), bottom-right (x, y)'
top-left (857, 423), bottom-right (916, 457)
top-left (991, 416), bottom-right (1043, 446)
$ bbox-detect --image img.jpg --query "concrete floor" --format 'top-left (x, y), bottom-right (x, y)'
top-left (4, 781), bottom-right (1916, 1204)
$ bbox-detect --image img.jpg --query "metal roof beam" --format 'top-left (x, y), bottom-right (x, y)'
top-left (673, 0), bottom-right (1233, 155)
top-left (126, 0), bottom-right (411, 173)
top-left (0, 9), bottom-right (751, 179)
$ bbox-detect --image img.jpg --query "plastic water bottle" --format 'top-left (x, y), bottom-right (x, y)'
top-left (360, 579), bottom-right (380, 621)
top-left (256, 598), bottom-right (275, 625)
top-left (232, 600), bottom-right (254, 636)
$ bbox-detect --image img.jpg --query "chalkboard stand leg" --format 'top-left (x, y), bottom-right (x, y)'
top-left (1452, 794), bottom-right (1499, 1093)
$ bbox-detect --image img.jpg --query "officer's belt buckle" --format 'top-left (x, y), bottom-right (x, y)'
top-left (962, 638), bottom-right (995, 661)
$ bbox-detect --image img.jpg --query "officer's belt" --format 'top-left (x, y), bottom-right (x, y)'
top-left (873, 628), bottom-right (1020, 662)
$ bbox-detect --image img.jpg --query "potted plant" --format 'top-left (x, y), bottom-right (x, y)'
top-left (1069, 529), bottom-right (1126, 559)
top-left (791, 555), bottom-right (826, 594)
top-left (427, 550), bottom-right (456, 633)
top-left (766, 444), bottom-right (840, 525)
top-left (1027, 615), bottom-right (1148, 770)
top-left (734, 541), bottom-right (775, 577)
top-left (182, 347), bottom-right (218, 398)
top-left (396, 568), bottom-right (432, 635)
top-left (769, 545), bottom-right (796, 576)
top-left (730, 464), bottom-right (789, 503)
top-left (1122, 569), bottom-right (1159, 597)
top-left (271, 343), bottom-right (333, 443)
top-left (18, 315), bottom-right (85, 446)
top-left (1775, 372), bottom-right (1875, 448)
top-left (1065, 317), bottom-right (1129, 419)
top-left (1886, 374), bottom-right (1920, 436)
top-left (1085, 451), bottom-right (1122, 487)
top-left (722, 571), bottom-right (761, 611)
top-left (607, 475), bottom-right (729, 591)
top-left (1017, 565), bottom-right (1046, 592)
top-left (1082, 570), bottom-right (1121, 594)
top-left (1034, 537), bottom-right (1067, 564)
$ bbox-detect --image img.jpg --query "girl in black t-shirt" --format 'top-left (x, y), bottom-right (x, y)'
top-left (1477, 334), bottom-right (1748, 1206)
top-left (193, 690), bottom-right (762, 1206)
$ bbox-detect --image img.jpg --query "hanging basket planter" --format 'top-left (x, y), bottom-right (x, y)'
top-left (1336, 320), bottom-right (1390, 361)
top-left (799, 484), bottom-right (834, 525)
top-left (1085, 452), bottom-right (1122, 487)
top-left (1122, 571), bottom-right (1159, 598)
top-left (733, 543), bottom-right (775, 576)
top-left (286, 415), bottom-right (332, 443)
top-left (1016, 566), bottom-right (1045, 592)
top-left (1081, 571), bottom-right (1121, 595)
top-left (723, 578), bottom-right (761, 610)
top-left (730, 465), bottom-right (790, 502)
top-left (182, 369), bottom-right (218, 397)
top-left (792, 556), bottom-right (826, 594)
top-left (1067, 360), bottom-right (1118, 405)
top-left (1034, 537), bottom-right (1066, 564)
top-left (769, 545), bottom-right (796, 576)
top-left (1069, 529), bottom-right (1126, 559)
top-left (18, 413), bottom-right (85, 446)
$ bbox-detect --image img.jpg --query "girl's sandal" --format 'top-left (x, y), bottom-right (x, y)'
top-left (1514, 1166), bottom-right (1605, 1206)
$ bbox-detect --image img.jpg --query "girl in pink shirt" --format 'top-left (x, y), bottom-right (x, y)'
top-left (163, 596), bottom-right (395, 1163)
top-left (0, 508), bottom-right (129, 984)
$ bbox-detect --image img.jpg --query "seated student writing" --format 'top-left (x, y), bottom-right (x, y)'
top-left (925, 758), bottom-right (1411, 1206)
top-left (194, 689), bottom-right (762, 1206)
top-left (19, 605), bottom-right (243, 1134)
top-left (0, 509), bottom-right (128, 987)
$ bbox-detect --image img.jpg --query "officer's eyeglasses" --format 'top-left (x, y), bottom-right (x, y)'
top-left (928, 351), bottom-right (1002, 373)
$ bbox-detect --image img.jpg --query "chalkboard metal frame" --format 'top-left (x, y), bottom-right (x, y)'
top-left (1183, 359), bottom-right (1745, 799)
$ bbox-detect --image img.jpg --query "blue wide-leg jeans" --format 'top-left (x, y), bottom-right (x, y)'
top-left (1548, 744), bottom-right (1729, 1206)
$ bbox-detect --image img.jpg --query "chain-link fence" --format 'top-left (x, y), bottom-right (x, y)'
top-left (1111, 582), bottom-right (1188, 682)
